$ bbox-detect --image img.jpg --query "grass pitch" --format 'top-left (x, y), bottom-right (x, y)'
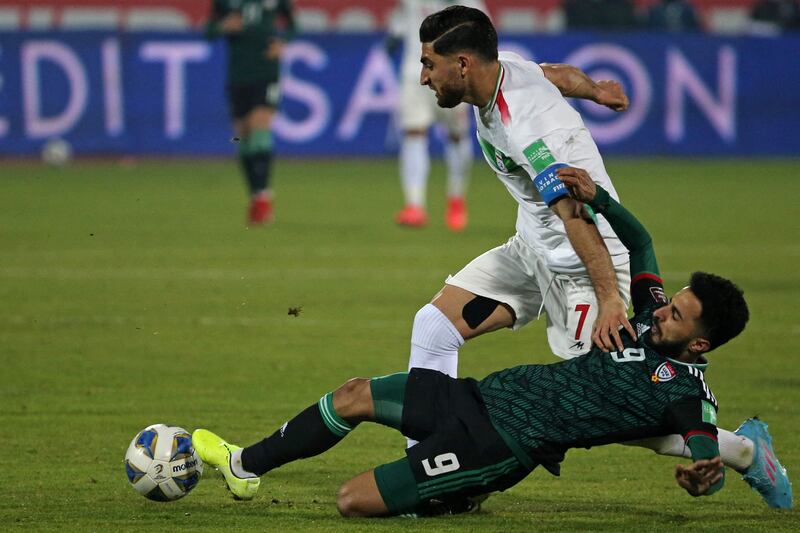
top-left (1, 156), bottom-right (798, 531)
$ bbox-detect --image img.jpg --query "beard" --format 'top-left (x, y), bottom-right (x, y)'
top-left (433, 81), bottom-right (465, 109)
top-left (649, 335), bottom-right (689, 359)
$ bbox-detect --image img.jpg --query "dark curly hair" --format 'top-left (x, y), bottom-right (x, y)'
top-left (419, 5), bottom-right (498, 61)
top-left (689, 272), bottom-right (749, 351)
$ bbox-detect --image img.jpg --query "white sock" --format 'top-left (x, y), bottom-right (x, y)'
top-left (408, 303), bottom-right (464, 376)
top-left (229, 448), bottom-right (258, 479)
top-left (406, 304), bottom-right (464, 449)
top-left (400, 136), bottom-right (429, 207)
top-left (445, 137), bottom-right (472, 199)
top-left (718, 428), bottom-right (754, 472)
top-left (625, 429), bottom-right (754, 472)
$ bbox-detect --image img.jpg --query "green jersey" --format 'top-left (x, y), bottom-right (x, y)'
top-left (479, 307), bottom-right (718, 473)
top-left (205, 0), bottom-right (296, 85)
top-left (478, 186), bottom-right (723, 493)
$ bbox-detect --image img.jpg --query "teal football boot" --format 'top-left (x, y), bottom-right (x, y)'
top-left (735, 418), bottom-right (792, 508)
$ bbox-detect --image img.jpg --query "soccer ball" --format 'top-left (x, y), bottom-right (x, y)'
top-left (41, 138), bottom-right (72, 166)
top-left (124, 424), bottom-right (204, 501)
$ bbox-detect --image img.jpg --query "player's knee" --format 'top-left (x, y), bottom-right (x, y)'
top-left (336, 480), bottom-right (367, 517)
top-left (332, 378), bottom-right (372, 420)
top-left (412, 305), bottom-right (434, 332)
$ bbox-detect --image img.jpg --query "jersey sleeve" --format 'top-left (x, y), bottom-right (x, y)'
top-left (663, 397), bottom-right (725, 496)
top-left (587, 185), bottom-right (668, 315)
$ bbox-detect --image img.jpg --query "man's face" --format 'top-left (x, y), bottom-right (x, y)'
top-left (649, 288), bottom-right (706, 358)
top-left (419, 43), bottom-right (466, 108)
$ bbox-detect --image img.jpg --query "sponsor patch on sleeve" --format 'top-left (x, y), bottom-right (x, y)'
top-left (701, 400), bottom-right (717, 425)
top-left (523, 139), bottom-right (556, 173)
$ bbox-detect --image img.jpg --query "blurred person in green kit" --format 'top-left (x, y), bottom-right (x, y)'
top-left (205, 0), bottom-right (296, 225)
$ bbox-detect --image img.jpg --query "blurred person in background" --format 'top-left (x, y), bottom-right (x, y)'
top-left (749, 0), bottom-right (800, 34)
top-left (205, 0), bottom-right (296, 226)
top-left (388, 1), bottom-right (487, 232)
top-left (564, 0), bottom-right (638, 30)
top-left (645, 0), bottom-right (702, 32)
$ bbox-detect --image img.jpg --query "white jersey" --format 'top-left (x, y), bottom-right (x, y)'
top-left (474, 51), bottom-right (628, 274)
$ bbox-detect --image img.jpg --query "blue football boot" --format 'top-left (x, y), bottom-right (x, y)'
top-left (735, 418), bottom-right (792, 508)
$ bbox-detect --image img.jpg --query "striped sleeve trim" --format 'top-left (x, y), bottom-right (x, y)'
top-left (632, 272), bottom-right (663, 285)
top-left (687, 366), bottom-right (718, 406)
top-left (685, 430), bottom-right (717, 442)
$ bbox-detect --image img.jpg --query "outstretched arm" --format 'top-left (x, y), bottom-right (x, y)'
top-left (665, 397), bottom-right (726, 497)
top-left (540, 63), bottom-right (629, 112)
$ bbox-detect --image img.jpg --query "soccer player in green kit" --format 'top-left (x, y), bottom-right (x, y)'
top-left (193, 166), bottom-right (791, 515)
top-left (204, 0), bottom-right (295, 225)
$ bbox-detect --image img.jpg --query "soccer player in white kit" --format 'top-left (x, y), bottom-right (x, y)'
top-left (389, 0), bottom-right (484, 231)
top-left (406, 5), bottom-right (780, 503)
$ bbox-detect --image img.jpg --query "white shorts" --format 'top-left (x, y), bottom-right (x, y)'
top-left (446, 234), bottom-right (631, 359)
top-left (399, 71), bottom-right (470, 135)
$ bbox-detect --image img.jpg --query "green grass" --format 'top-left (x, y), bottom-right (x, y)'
top-left (1, 157), bottom-right (798, 531)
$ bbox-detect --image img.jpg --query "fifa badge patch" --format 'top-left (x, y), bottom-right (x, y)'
top-left (701, 400), bottom-right (717, 425)
top-left (651, 361), bottom-right (676, 383)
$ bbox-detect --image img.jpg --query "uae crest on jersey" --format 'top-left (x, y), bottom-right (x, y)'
top-left (651, 361), bottom-right (677, 383)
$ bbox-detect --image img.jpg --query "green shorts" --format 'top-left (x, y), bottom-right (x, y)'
top-left (371, 369), bottom-right (533, 515)
top-left (227, 79), bottom-right (281, 118)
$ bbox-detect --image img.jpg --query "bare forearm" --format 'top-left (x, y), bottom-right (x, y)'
top-left (562, 216), bottom-right (618, 302)
top-left (541, 63), bottom-right (598, 101)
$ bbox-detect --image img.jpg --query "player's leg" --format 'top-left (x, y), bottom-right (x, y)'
top-left (242, 99), bottom-right (277, 225)
top-left (337, 469), bottom-right (391, 517)
top-left (234, 117), bottom-right (252, 191)
top-left (395, 75), bottom-right (434, 227)
top-left (409, 237), bottom-right (545, 378)
top-left (344, 369), bottom-right (532, 517)
top-left (408, 288), bottom-right (511, 381)
top-left (397, 129), bottom-right (429, 225)
top-left (229, 85), bottom-right (259, 220)
top-left (238, 377), bottom-right (375, 473)
top-left (440, 103), bottom-right (472, 231)
top-left (406, 238), bottom-right (541, 448)
top-left (192, 376), bottom-right (376, 499)
top-left (335, 370), bottom-right (422, 517)
top-left (399, 371), bottom-right (530, 516)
